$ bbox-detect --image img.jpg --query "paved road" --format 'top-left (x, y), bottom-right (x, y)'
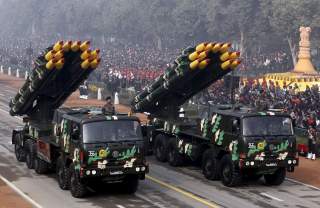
top-left (1, 82), bottom-right (320, 208)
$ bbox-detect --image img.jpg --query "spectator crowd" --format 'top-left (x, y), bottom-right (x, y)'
top-left (1, 38), bottom-right (320, 132)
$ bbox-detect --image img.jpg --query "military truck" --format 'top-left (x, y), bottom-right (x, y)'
top-left (132, 42), bottom-right (298, 186)
top-left (146, 106), bottom-right (298, 186)
top-left (10, 41), bottom-right (147, 198)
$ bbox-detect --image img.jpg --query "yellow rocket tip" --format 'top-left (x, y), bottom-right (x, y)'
top-left (212, 43), bottom-right (222, 53)
top-left (53, 50), bottom-right (64, 60)
top-left (189, 60), bottom-right (199, 70)
top-left (204, 42), bottom-right (214, 51)
top-left (90, 49), bottom-right (100, 59)
top-left (229, 51), bottom-right (240, 60)
top-left (62, 41), bottom-right (72, 52)
top-left (230, 60), bottom-right (241, 69)
top-left (220, 52), bottom-right (231, 62)
top-left (55, 59), bottom-right (65, 70)
top-left (80, 40), bottom-right (91, 51)
top-left (219, 43), bottom-right (232, 53)
top-left (199, 59), bottom-right (210, 69)
top-left (53, 41), bottom-right (64, 52)
top-left (195, 42), bottom-right (207, 52)
top-left (71, 41), bottom-right (81, 52)
top-left (45, 60), bottom-right (56, 70)
top-left (81, 59), bottom-right (90, 69)
top-left (80, 49), bottom-right (92, 60)
top-left (197, 51), bottom-right (208, 61)
top-left (44, 50), bottom-right (56, 61)
top-left (221, 60), bottom-right (231, 70)
top-left (89, 58), bottom-right (101, 69)
top-left (188, 51), bottom-right (199, 61)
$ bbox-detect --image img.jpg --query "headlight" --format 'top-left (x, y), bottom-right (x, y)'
top-left (288, 160), bottom-right (292, 164)
top-left (86, 170), bottom-right (91, 175)
top-left (250, 161), bottom-right (255, 166)
top-left (141, 166), bottom-right (146, 171)
top-left (245, 161), bottom-right (250, 166)
top-left (136, 167), bottom-right (140, 172)
top-left (293, 160), bottom-right (297, 164)
top-left (92, 170), bottom-right (97, 175)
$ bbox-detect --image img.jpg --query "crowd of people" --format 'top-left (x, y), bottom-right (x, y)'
top-left (237, 80), bottom-right (320, 129)
top-left (239, 51), bottom-right (293, 75)
top-left (1, 38), bottom-right (320, 130)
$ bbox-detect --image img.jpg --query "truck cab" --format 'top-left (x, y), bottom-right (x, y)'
top-left (53, 108), bottom-right (148, 197)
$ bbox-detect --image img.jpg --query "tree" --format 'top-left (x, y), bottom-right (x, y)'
top-left (262, 0), bottom-right (320, 66)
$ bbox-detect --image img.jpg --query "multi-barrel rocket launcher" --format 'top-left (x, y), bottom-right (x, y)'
top-left (132, 42), bottom-right (241, 117)
top-left (9, 40), bottom-right (101, 120)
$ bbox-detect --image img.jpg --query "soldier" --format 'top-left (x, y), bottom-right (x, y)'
top-left (307, 127), bottom-right (317, 160)
top-left (102, 96), bottom-right (115, 115)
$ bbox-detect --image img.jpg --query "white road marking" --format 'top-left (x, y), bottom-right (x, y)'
top-left (136, 193), bottom-right (168, 208)
top-left (286, 178), bottom-right (320, 191)
top-left (0, 107), bottom-right (9, 115)
top-left (116, 205), bottom-right (126, 208)
top-left (0, 107), bottom-right (22, 121)
top-left (260, 192), bottom-right (284, 202)
top-left (0, 93), bottom-right (4, 96)
top-left (0, 175), bottom-right (43, 208)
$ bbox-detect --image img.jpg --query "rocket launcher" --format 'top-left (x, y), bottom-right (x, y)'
top-left (9, 40), bottom-right (101, 118)
top-left (132, 42), bottom-right (240, 116)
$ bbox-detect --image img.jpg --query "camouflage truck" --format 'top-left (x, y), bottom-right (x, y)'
top-left (147, 106), bottom-right (298, 186)
top-left (10, 41), bottom-right (147, 198)
top-left (132, 42), bottom-right (298, 186)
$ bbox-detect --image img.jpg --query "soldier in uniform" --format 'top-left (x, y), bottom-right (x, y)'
top-left (102, 96), bottom-right (115, 115)
top-left (307, 127), bottom-right (317, 160)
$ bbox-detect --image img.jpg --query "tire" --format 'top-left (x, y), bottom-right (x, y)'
top-left (220, 154), bottom-right (242, 187)
top-left (14, 143), bottom-right (26, 162)
top-left (264, 167), bottom-right (286, 186)
top-left (70, 165), bottom-right (87, 198)
top-left (25, 140), bottom-right (35, 169)
top-left (167, 138), bottom-right (184, 167)
top-left (34, 157), bottom-right (49, 174)
top-left (56, 158), bottom-right (70, 190)
top-left (154, 134), bottom-right (168, 162)
top-left (202, 149), bottom-right (220, 180)
top-left (122, 175), bottom-right (139, 194)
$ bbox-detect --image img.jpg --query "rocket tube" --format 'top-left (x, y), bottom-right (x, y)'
top-left (80, 50), bottom-right (91, 60)
top-left (219, 43), bottom-right (232, 53)
top-left (195, 43), bottom-right (207, 52)
top-left (55, 59), bottom-right (65, 70)
top-left (71, 41), bottom-right (81, 52)
top-left (62, 41), bottom-right (72, 52)
top-left (90, 49), bottom-right (100, 59)
top-left (80, 41), bottom-right (90, 51)
top-left (44, 50), bottom-right (56, 61)
top-left (53, 41), bottom-right (63, 52)
top-left (89, 58), bottom-right (101, 69)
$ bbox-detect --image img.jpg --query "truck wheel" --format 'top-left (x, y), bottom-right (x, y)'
top-left (14, 144), bottom-right (26, 162)
top-left (25, 140), bottom-right (35, 169)
top-left (220, 154), bottom-right (242, 187)
top-left (34, 157), bottom-right (49, 174)
top-left (202, 149), bottom-right (220, 180)
top-left (154, 134), bottom-right (168, 162)
top-left (122, 175), bottom-right (139, 194)
top-left (167, 138), bottom-right (184, 167)
top-left (70, 165), bottom-right (87, 198)
top-left (56, 158), bottom-right (70, 190)
top-left (264, 167), bottom-right (286, 186)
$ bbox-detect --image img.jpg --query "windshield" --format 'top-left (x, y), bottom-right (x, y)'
top-left (82, 120), bottom-right (142, 143)
top-left (243, 116), bottom-right (293, 136)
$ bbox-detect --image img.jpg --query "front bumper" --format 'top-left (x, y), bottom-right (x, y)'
top-left (80, 164), bottom-right (149, 179)
top-left (239, 158), bottom-right (299, 169)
